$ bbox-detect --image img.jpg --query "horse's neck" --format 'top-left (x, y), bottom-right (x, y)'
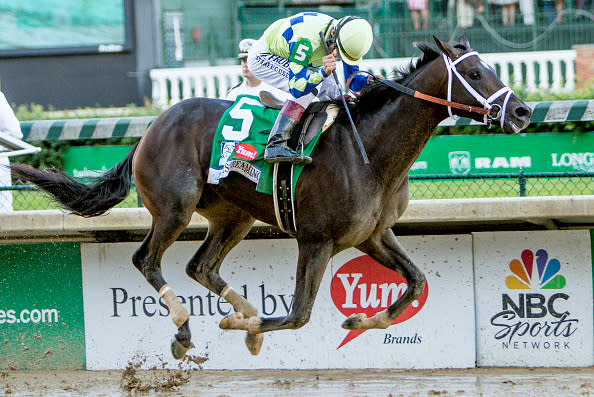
top-left (364, 60), bottom-right (448, 183)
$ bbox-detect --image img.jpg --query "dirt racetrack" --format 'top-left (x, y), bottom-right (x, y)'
top-left (2, 366), bottom-right (593, 396)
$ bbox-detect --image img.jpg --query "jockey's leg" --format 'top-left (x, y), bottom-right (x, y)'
top-left (264, 93), bottom-right (315, 164)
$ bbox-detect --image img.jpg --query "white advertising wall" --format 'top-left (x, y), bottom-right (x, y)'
top-left (81, 235), bottom-right (476, 370)
top-left (474, 230), bottom-right (594, 367)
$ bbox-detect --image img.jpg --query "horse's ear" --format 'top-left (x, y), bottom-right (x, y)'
top-left (433, 36), bottom-right (456, 60)
top-left (457, 34), bottom-right (471, 51)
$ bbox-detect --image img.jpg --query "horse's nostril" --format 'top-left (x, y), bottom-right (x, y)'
top-left (516, 106), bottom-right (531, 119)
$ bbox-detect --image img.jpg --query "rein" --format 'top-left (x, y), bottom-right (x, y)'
top-left (377, 51), bottom-right (514, 128)
top-left (378, 79), bottom-right (490, 115)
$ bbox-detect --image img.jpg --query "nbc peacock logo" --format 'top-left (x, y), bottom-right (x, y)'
top-left (489, 247), bottom-right (578, 350)
top-left (505, 248), bottom-right (566, 290)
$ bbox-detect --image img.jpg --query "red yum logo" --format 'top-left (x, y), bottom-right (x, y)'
top-left (233, 143), bottom-right (258, 160)
top-left (330, 255), bottom-right (429, 349)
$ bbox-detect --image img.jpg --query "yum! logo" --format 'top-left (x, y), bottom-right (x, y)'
top-left (233, 143), bottom-right (258, 160)
top-left (330, 255), bottom-right (429, 349)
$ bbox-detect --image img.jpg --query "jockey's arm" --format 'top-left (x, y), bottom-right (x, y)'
top-left (288, 62), bottom-right (327, 98)
top-left (343, 63), bottom-right (369, 93)
top-left (287, 39), bottom-right (329, 98)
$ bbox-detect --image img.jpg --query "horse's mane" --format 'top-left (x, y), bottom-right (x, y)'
top-left (344, 42), bottom-right (441, 120)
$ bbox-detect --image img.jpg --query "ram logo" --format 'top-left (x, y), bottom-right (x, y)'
top-left (448, 151), bottom-right (471, 175)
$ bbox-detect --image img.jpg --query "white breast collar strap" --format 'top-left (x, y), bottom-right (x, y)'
top-left (443, 52), bottom-right (514, 128)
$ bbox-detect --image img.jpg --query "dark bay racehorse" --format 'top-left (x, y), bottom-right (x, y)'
top-left (11, 37), bottom-right (531, 359)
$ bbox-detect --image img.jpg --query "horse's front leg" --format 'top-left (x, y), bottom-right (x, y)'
top-left (343, 228), bottom-right (426, 330)
top-left (220, 240), bottom-right (333, 333)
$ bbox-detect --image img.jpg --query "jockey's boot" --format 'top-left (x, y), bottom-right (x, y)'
top-left (264, 99), bottom-right (312, 164)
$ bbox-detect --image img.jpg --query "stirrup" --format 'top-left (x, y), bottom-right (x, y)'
top-left (264, 146), bottom-right (312, 164)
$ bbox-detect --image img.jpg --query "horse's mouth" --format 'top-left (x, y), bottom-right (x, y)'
top-left (505, 117), bottom-right (530, 134)
top-left (511, 121), bottom-right (522, 133)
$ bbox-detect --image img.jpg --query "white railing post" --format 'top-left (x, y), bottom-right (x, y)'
top-left (149, 70), bottom-right (170, 108)
top-left (561, 51), bottom-right (576, 91)
top-left (499, 59), bottom-right (509, 87)
top-left (181, 73), bottom-right (193, 100)
top-left (193, 75), bottom-right (204, 98)
top-left (525, 59), bottom-right (537, 92)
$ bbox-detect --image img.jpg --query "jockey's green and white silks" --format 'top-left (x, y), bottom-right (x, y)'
top-left (207, 95), bottom-right (322, 194)
top-left (251, 12), bottom-right (369, 99)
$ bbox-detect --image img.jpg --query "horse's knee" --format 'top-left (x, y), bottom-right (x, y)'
top-left (293, 318), bottom-right (309, 329)
top-left (409, 271), bottom-right (426, 300)
top-left (186, 263), bottom-right (209, 284)
top-left (289, 312), bottom-right (311, 329)
top-left (132, 250), bottom-right (162, 285)
top-left (186, 263), bottom-right (223, 293)
top-left (185, 263), bottom-right (198, 281)
top-left (168, 209), bottom-right (192, 228)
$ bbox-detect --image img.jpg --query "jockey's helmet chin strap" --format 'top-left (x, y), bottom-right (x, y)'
top-left (443, 52), bottom-right (514, 129)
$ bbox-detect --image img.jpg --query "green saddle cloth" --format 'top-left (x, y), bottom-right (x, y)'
top-left (207, 94), bottom-right (322, 195)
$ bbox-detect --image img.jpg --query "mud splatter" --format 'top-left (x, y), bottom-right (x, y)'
top-left (120, 355), bottom-right (196, 392)
top-left (185, 354), bottom-right (208, 366)
top-left (3, 366), bottom-right (594, 396)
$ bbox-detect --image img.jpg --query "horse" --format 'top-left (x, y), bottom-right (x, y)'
top-left (10, 36), bottom-right (532, 359)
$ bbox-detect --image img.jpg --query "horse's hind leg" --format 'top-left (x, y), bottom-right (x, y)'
top-left (132, 209), bottom-right (197, 359)
top-left (184, 208), bottom-right (263, 353)
top-left (220, 240), bottom-right (334, 334)
top-left (343, 228), bottom-right (426, 330)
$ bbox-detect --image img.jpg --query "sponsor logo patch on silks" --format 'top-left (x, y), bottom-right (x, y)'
top-left (233, 143), bottom-right (258, 161)
top-left (219, 141), bottom-right (237, 166)
top-left (330, 255), bottom-right (429, 349)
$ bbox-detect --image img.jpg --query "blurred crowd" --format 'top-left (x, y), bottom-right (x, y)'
top-left (306, 0), bottom-right (591, 29)
top-left (418, 0), bottom-right (592, 29)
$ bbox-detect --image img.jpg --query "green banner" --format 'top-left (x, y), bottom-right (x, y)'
top-left (412, 132), bottom-right (594, 175)
top-left (63, 145), bottom-right (132, 179)
top-left (0, 243), bottom-right (85, 369)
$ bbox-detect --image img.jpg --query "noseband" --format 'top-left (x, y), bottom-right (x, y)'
top-left (443, 52), bottom-right (513, 128)
top-left (378, 51), bottom-right (514, 128)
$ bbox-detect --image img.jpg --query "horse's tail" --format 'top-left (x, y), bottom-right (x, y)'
top-left (11, 142), bottom-right (139, 217)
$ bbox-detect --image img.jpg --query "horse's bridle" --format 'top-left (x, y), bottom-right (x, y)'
top-left (443, 52), bottom-right (513, 128)
top-left (378, 51), bottom-right (514, 128)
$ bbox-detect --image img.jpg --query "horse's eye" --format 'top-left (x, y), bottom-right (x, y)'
top-left (469, 71), bottom-right (481, 80)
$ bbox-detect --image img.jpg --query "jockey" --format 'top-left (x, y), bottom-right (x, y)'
top-left (247, 12), bottom-right (374, 164)
top-left (226, 39), bottom-right (289, 102)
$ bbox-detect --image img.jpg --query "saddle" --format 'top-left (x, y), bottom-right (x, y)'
top-left (207, 93), bottom-right (339, 236)
top-left (260, 91), bottom-right (339, 236)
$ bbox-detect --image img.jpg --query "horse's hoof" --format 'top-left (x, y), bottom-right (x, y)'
top-left (342, 313), bottom-right (367, 330)
top-left (219, 312), bottom-right (244, 329)
top-left (245, 332), bottom-right (264, 355)
top-left (171, 337), bottom-right (193, 360)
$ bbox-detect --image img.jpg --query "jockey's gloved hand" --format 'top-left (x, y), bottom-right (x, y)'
top-left (322, 53), bottom-right (337, 76)
top-left (338, 92), bottom-right (358, 102)
top-left (367, 74), bottom-right (384, 84)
